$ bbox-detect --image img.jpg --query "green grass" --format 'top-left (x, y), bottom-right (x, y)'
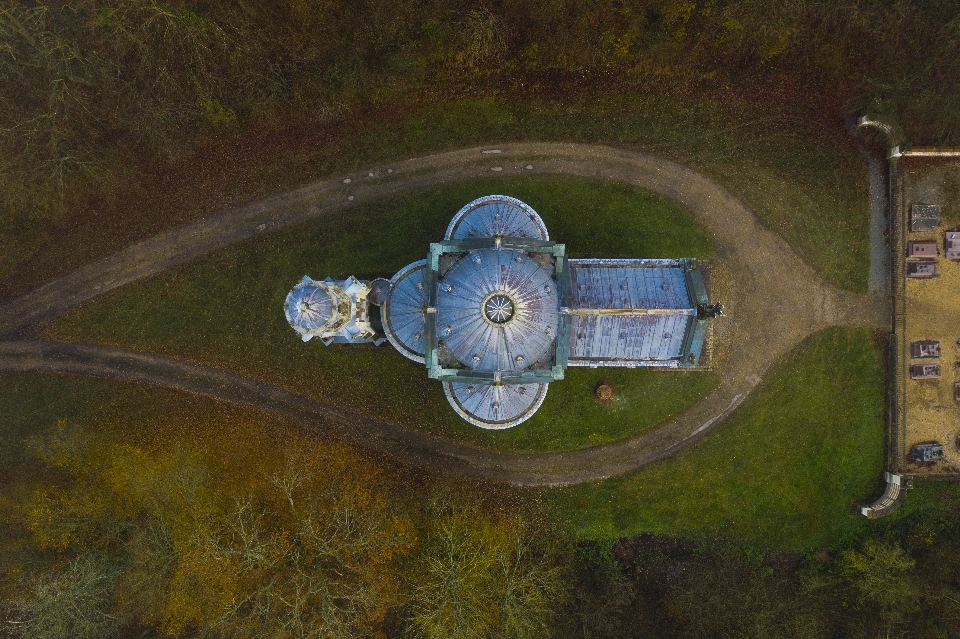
top-left (541, 327), bottom-right (887, 550)
top-left (47, 175), bottom-right (718, 453)
top-left (5, 90), bottom-right (869, 299)
top-left (338, 94), bottom-right (869, 292)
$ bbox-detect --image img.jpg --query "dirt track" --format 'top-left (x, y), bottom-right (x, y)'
top-left (0, 143), bottom-right (889, 485)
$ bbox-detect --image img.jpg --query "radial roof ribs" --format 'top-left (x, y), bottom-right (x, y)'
top-left (422, 236), bottom-right (569, 388)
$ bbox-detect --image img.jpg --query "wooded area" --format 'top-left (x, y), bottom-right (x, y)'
top-left (0, 419), bottom-right (569, 638)
top-left (4, 415), bottom-right (960, 638)
top-left (2, 0), bottom-right (958, 261)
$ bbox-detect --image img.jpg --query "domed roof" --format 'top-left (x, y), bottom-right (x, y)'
top-left (284, 279), bottom-right (335, 334)
top-left (443, 381), bottom-right (548, 429)
top-left (444, 195), bottom-right (549, 240)
top-left (436, 248), bottom-right (558, 372)
top-left (382, 260), bottom-right (427, 363)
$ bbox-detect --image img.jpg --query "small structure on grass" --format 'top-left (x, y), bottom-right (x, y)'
top-left (946, 231), bottom-right (960, 260)
top-left (910, 340), bottom-right (941, 358)
top-left (954, 381), bottom-right (960, 401)
top-left (908, 241), bottom-right (938, 257)
top-left (596, 384), bottom-right (613, 400)
top-left (907, 261), bottom-right (938, 279)
top-left (910, 204), bottom-right (941, 232)
top-left (910, 363), bottom-right (941, 379)
top-left (912, 443), bottom-right (944, 463)
top-left (285, 195), bottom-right (720, 428)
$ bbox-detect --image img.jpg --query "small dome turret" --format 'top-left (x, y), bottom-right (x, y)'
top-left (284, 277), bottom-right (336, 340)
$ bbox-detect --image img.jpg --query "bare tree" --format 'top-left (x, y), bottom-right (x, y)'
top-left (407, 506), bottom-right (566, 639)
top-left (460, 8), bottom-right (506, 67)
top-left (190, 448), bottom-right (412, 639)
top-left (6, 554), bottom-right (120, 639)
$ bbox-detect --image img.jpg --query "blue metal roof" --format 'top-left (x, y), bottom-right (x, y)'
top-left (293, 195), bottom-right (715, 429)
top-left (569, 260), bottom-right (693, 310)
top-left (568, 314), bottom-right (692, 365)
top-left (444, 195), bottom-right (549, 240)
top-left (564, 259), bottom-right (706, 367)
top-left (383, 260), bottom-right (427, 362)
top-left (443, 381), bottom-right (548, 428)
top-left (436, 248), bottom-right (558, 373)
top-left (284, 278), bottom-right (335, 333)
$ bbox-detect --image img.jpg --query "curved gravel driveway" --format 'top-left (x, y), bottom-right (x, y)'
top-left (0, 143), bottom-right (888, 485)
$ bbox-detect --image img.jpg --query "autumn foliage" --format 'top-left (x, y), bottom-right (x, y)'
top-left (5, 418), bottom-right (415, 637)
top-left (1, 413), bottom-right (572, 639)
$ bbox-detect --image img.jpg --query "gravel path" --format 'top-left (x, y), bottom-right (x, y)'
top-left (861, 147), bottom-right (891, 295)
top-left (0, 143), bottom-right (889, 485)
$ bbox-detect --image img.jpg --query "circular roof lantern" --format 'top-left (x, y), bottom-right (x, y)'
top-left (443, 381), bottom-right (548, 429)
top-left (444, 195), bottom-right (549, 241)
top-left (483, 294), bottom-right (515, 324)
top-left (284, 278), bottom-right (336, 337)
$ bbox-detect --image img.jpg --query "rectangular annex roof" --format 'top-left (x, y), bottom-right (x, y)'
top-left (908, 241), bottom-right (938, 257)
top-left (908, 261), bottom-right (937, 278)
top-left (565, 259), bottom-right (708, 368)
top-left (910, 340), bottom-right (941, 358)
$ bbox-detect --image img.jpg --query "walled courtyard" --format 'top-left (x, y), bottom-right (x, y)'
top-left (902, 158), bottom-right (960, 474)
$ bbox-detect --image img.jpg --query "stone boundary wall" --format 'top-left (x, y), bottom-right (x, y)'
top-left (889, 156), bottom-right (907, 474)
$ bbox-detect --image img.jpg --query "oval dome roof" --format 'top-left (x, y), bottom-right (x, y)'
top-left (444, 195), bottom-right (549, 240)
top-left (284, 279), bottom-right (335, 334)
top-left (436, 248), bottom-right (558, 372)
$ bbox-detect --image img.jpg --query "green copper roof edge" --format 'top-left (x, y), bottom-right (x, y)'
top-left (682, 259), bottom-right (709, 306)
top-left (678, 318), bottom-right (709, 368)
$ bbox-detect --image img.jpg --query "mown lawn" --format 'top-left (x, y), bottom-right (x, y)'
top-left (46, 175), bottom-right (718, 453)
top-left (6, 91), bottom-right (869, 299)
top-left (542, 327), bottom-right (887, 550)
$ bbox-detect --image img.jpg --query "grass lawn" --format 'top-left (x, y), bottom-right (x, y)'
top-left (0, 374), bottom-right (291, 474)
top-left (541, 327), bottom-right (887, 550)
top-left (5, 90), bottom-right (869, 299)
top-left (45, 175), bottom-right (718, 453)
top-left (354, 95), bottom-right (869, 292)
top-left (7, 325), bottom-right (887, 551)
